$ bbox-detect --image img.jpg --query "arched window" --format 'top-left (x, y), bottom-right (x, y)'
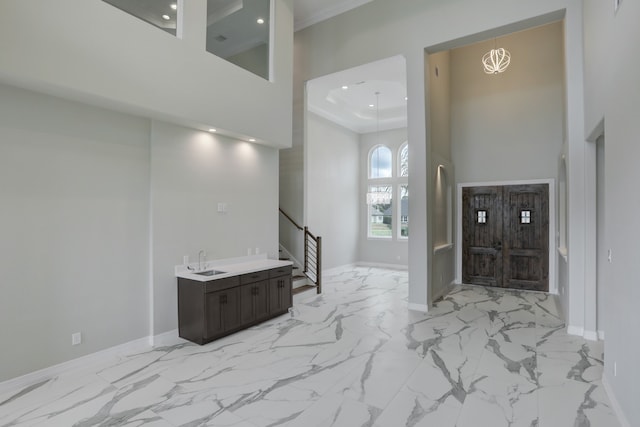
top-left (369, 145), bottom-right (392, 178)
top-left (366, 143), bottom-right (409, 239)
top-left (399, 143), bottom-right (408, 177)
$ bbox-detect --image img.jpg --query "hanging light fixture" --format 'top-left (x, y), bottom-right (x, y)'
top-left (366, 91), bottom-right (392, 205)
top-left (482, 39), bottom-right (511, 75)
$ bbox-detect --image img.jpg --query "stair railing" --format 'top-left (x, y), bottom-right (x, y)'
top-left (279, 208), bottom-right (322, 294)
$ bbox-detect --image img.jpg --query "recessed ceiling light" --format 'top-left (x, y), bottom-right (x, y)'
top-left (341, 85), bottom-right (348, 90)
top-left (208, 128), bottom-right (217, 133)
top-left (170, 3), bottom-right (177, 10)
top-left (405, 97), bottom-right (408, 101)
top-left (257, 18), bottom-right (265, 24)
top-left (249, 138), bottom-right (256, 142)
top-left (162, 14), bottom-right (170, 20)
top-left (369, 104), bottom-right (375, 108)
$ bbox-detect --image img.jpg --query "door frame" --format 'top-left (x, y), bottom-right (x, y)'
top-left (456, 178), bottom-right (557, 294)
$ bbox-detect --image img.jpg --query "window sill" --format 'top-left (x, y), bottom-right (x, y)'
top-left (434, 243), bottom-right (453, 254)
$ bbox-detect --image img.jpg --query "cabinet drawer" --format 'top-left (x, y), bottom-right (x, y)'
top-left (269, 265), bottom-right (292, 278)
top-left (205, 276), bottom-right (239, 293)
top-left (240, 270), bottom-right (269, 284)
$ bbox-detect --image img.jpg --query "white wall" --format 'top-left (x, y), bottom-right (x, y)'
top-left (150, 121), bottom-right (279, 335)
top-left (450, 22), bottom-right (565, 185)
top-left (0, 84), bottom-right (281, 382)
top-left (306, 113), bottom-right (360, 270)
top-left (0, 84), bottom-right (151, 382)
top-left (359, 129), bottom-right (409, 266)
top-left (595, 138), bottom-right (605, 338)
top-left (429, 51), bottom-right (452, 162)
top-left (0, 0), bottom-right (293, 148)
top-left (279, 145), bottom-right (305, 264)
top-left (289, 0), bottom-right (587, 311)
top-left (583, 0), bottom-right (640, 423)
top-left (429, 50), bottom-right (455, 300)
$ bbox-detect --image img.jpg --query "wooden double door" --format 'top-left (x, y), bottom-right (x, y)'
top-left (462, 184), bottom-right (549, 292)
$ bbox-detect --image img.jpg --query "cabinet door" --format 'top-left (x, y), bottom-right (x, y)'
top-left (254, 280), bottom-right (269, 320)
top-left (205, 288), bottom-right (240, 339)
top-left (240, 281), bottom-right (269, 324)
top-left (269, 276), bottom-right (292, 314)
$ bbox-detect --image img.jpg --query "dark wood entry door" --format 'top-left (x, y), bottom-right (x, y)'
top-left (462, 184), bottom-right (549, 292)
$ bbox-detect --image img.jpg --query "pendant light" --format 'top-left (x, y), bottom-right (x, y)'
top-left (482, 39), bottom-right (511, 75)
top-left (366, 91), bottom-right (391, 205)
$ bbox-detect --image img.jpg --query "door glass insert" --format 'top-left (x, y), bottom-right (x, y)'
top-left (477, 210), bottom-right (487, 224)
top-left (521, 210), bottom-right (531, 224)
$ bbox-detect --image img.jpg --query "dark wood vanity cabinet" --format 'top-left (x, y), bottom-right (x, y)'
top-left (240, 270), bottom-right (270, 324)
top-left (205, 287), bottom-right (241, 339)
top-left (269, 268), bottom-right (292, 315)
top-left (178, 265), bottom-right (292, 345)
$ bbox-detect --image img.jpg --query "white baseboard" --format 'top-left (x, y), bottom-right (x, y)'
top-left (567, 325), bottom-right (600, 341)
top-left (602, 374), bottom-right (631, 427)
top-left (355, 261), bottom-right (408, 270)
top-left (0, 335), bottom-right (149, 396)
top-left (567, 325), bottom-right (584, 337)
top-left (150, 329), bottom-right (190, 347)
top-left (322, 263), bottom-right (357, 276)
top-left (408, 303), bottom-right (429, 313)
top-left (0, 330), bottom-right (189, 396)
top-left (583, 329), bottom-right (599, 341)
top-left (431, 281), bottom-right (455, 302)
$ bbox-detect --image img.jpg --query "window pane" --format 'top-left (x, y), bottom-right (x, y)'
top-left (369, 146), bottom-right (392, 178)
top-left (399, 185), bottom-right (409, 238)
top-left (206, 0), bottom-right (271, 80)
top-left (368, 185), bottom-right (392, 238)
top-left (400, 144), bottom-right (409, 177)
top-left (103, 0), bottom-right (179, 36)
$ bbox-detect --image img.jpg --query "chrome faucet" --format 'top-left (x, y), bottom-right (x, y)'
top-left (198, 250), bottom-right (206, 272)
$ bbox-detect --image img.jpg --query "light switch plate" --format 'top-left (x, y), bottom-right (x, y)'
top-left (72, 332), bottom-right (82, 346)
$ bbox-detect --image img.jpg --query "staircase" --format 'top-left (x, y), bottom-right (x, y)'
top-left (278, 248), bottom-right (315, 295)
top-left (279, 208), bottom-right (322, 296)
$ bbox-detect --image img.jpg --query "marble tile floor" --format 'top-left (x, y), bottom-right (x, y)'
top-left (0, 267), bottom-right (621, 427)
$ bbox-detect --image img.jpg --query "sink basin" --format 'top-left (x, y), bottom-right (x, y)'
top-left (195, 270), bottom-right (226, 277)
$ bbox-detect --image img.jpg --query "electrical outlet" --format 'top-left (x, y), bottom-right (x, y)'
top-left (614, 361), bottom-right (617, 377)
top-left (72, 332), bottom-right (82, 346)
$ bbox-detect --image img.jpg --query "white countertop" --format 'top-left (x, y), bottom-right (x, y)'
top-left (175, 254), bottom-right (293, 282)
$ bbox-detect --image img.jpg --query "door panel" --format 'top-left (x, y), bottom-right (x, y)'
top-left (462, 184), bottom-right (549, 292)
top-left (503, 184), bottom-right (549, 291)
top-left (462, 186), bottom-right (503, 287)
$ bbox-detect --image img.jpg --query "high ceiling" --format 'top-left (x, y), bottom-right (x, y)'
top-left (297, 1), bottom-right (407, 135)
top-left (294, 0), bottom-right (373, 31)
top-left (307, 56), bottom-right (407, 134)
